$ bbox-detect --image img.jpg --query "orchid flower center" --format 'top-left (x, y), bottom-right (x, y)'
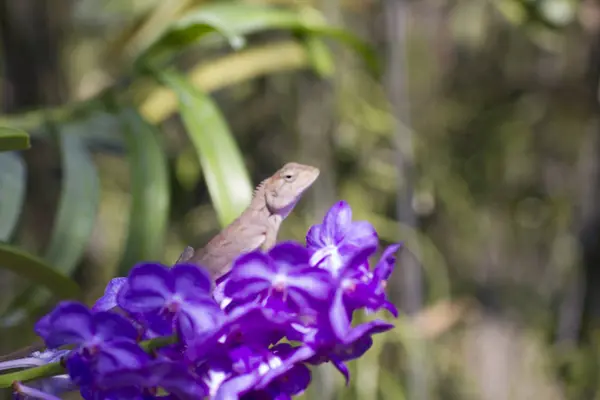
top-left (341, 278), bottom-right (356, 293)
top-left (81, 343), bottom-right (99, 358)
top-left (166, 294), bottom-right (183, 313)
top-left (272, 275), bottom-right (287, 292)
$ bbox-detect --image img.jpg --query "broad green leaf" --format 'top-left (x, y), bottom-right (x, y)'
top-left (0, 243), bottom-right (80, 300)
top-left (160, 70), bottom-right (252, 227)
top-left (0, 153), bottom-right (26, 241)
top-left (45, 129), bottom-right (100, 273)
top-left (135, 2), bottom-right (249, 66)
top-left (138, 3), bottom-right (379, 75)
top-left (118, 108), bottom-right (170, 275)
top-left (0, 130), bottom-right (99, 326)
top-left (0, 127), bottom-right (30, 152)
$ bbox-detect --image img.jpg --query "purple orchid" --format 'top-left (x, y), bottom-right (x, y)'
top-left (306, 201), bottom-right (379, 276)
top-left (253, 344), bottom-right (315, 395)
top-left (117, 262), bottom-right (225, 342)
top-left (209, 344), bottom-right (315, 400)
top-left (362, 243), bottom-right (401, 315)
top-left (94, 359), bottom-right (206, 400)
top-left (290, 315), bottom-right (394, 384)
top-left (33, 301), bottom-right (152, 392)
top-left (66, 340), bottom-right (151, 389)
top-left (335, 244), bottom-right (401, 319)
top-left (185, 305), bottom-right (293, 363)
top-left (6, 200), bottom-right (400, 400)
top-left (34, 301), bottom-right (139, 350)
top-left (222, 242), bottom-right (334, 315)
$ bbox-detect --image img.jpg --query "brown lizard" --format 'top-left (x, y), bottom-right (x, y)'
top-left (175, 162), bottom-right (320, 280)
top-left (0, 164), bottom-right (319, 361)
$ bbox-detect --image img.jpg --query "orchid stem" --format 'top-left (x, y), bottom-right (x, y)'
top-left (140, 334), bottom-right (178, 352)
top-left (0, 335), bottom-right (178, 389)
top-left (0, 362), bottom-right (63, 389)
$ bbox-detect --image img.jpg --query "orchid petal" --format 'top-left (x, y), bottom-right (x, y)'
top-left (322, 201), bottom-right (352, 244)
top-left (92, 312), bottom-right (138, 342)
top-left (92, 278), bottom-right (127, 312)
top-left (172, 264), bottom-right (212, 299)
top-left (38, 302), bottom-right (93, 348)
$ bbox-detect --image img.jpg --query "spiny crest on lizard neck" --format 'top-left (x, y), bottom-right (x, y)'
top-left (252, 179), bottom-right (267, 199)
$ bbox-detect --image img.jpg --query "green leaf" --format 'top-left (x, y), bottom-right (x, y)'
top-left (0, 127), bottom-right (30, 152)
top-left (118, 108), bottom-right (171, 275)
top-left (138, 3), bottom-right (379, 75)
top-left (45, 129), bottom-right (100, 273)
top-left (302, 34), bottom-right (335, 78)
top-left (0, 153), bottom-right (26, 241)
top-left (0, 243), bottom-right (80, 300)
top-left (0, 129), bottom-right (99, 326)
top-left (160, 70), bottom-right (253, 227)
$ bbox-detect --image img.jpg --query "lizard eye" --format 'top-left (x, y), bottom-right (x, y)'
top-left (283, 173), bottom-right (295, 182)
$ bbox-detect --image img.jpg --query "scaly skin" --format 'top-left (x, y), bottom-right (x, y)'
top-left (176, 162), bottom-right (320, 280)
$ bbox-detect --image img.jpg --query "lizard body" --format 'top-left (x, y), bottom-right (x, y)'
top-left (176, 162), bottom-right (320, 280)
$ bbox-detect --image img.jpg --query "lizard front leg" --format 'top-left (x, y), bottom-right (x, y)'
top-left (175, 246), bottom-right (195, 264)
top-left (261, 223), bottom-right (278, 251)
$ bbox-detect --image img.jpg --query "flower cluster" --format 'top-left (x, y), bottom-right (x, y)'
top-left (6, 201), bottom-right (400, 400)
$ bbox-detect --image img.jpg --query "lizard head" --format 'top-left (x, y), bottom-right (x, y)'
top-left (264, 162), bottom-right (320, 217)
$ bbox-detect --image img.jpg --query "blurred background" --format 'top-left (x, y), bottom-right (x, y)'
top-left (0, 0), bottom-right (598, 399)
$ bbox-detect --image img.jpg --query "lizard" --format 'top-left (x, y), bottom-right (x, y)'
top-left (0, 164), bottom-right (319, 362)
top-left (175, 162), bottom-right (320, 281)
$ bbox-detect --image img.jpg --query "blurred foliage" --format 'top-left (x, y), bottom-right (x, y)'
top-left (1, 0), bottom-right (600, 399)
top-left (0, 128), bottom-right (29, 152)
